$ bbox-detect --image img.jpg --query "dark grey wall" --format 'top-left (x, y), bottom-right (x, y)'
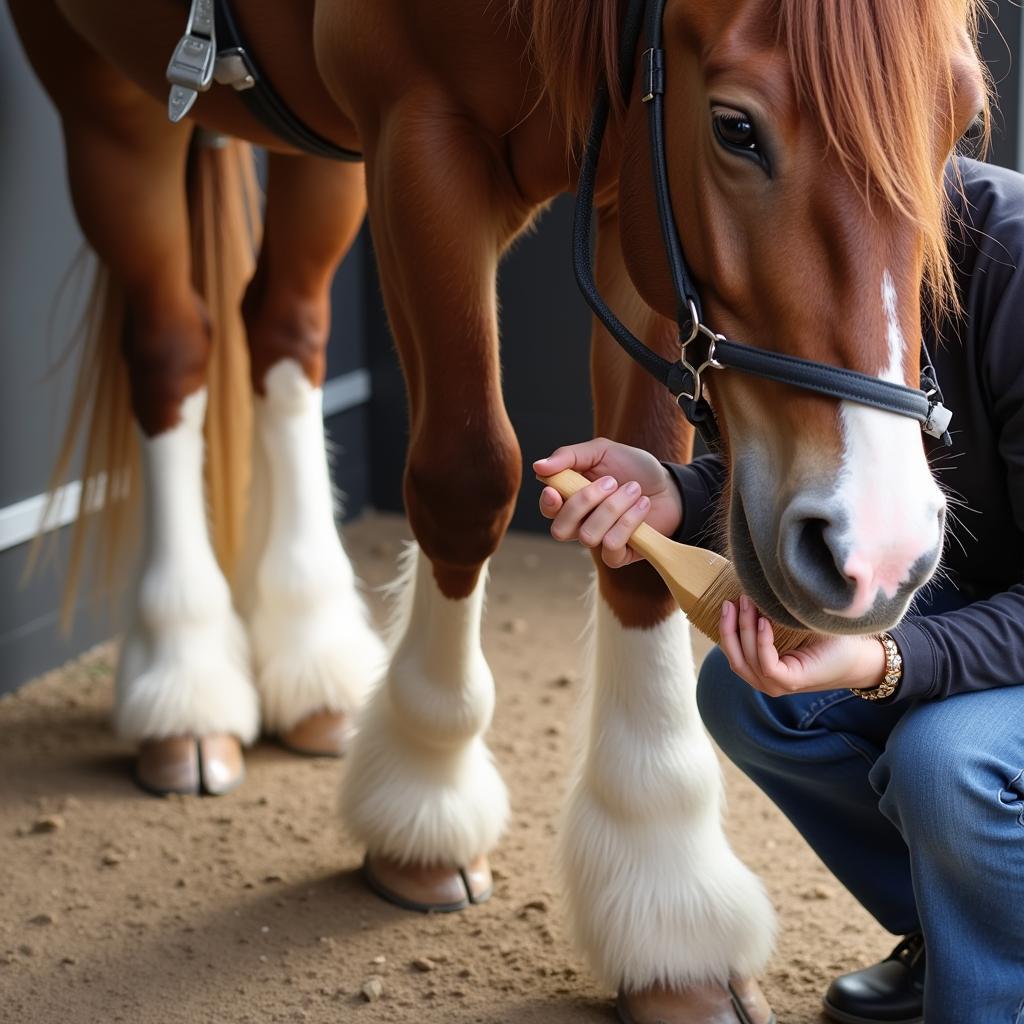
top-left (978, 5), bottom-right (1021, 169)
top-left (0, 11), bottom-right (106, 692)
top-left (0, 15), bottom-right (84, 508)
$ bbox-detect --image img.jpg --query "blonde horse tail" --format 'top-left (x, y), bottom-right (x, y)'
top-left (187, 132), bottom-right (262, 577)
top-left (27, 263), bottom-right (137, 629)
top-left (30, 130), bottom-right (262, 628)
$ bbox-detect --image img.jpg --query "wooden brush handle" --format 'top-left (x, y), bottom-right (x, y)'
top-left (540, 468), bottom-right (815, 655)
top-left (538, 469), bottom-right (677, 565)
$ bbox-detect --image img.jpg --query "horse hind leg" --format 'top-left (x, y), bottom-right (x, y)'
top-left (236, 153), bottom-right (385, 756)
top-left (12, 5), bottom-right (259, 794)
top-left (102, 132), bottom-right (260, 795)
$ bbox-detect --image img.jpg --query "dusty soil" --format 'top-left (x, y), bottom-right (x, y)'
top-left (0, 513), bottom-right (893, 1024)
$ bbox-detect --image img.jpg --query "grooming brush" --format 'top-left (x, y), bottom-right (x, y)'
top-left (539, 469), bottom-right (813, 655)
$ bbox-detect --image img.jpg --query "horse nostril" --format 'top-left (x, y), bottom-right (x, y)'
top-left (771, 486), bottom-right (944, 623)
top-left (783, 513), bottom-right (854, 611)
top-left (793, 517), bottom-right (832, 574)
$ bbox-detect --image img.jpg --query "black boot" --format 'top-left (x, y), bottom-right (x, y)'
top-left (822, 933), bottom-right (925, 1024)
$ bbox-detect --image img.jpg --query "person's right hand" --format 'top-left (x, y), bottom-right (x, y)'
top-left (533, 438), bottom-right (684, 568)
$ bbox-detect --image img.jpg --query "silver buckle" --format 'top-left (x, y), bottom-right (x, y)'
top-left (640, 48), bottom-right (662, 104)
top-left (676, 300), bottom-right (725, 404)
top-left (923, 401), bottom-right (953, 439)
top-left (166, 0), bottom-right (216, 122)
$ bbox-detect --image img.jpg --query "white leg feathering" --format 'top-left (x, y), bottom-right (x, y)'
top-left (559, 588), bottom-right (775, 991)
top-left (115, 388), bottom-right (259, 744)
top-left (339, 543), bottom-right (508, 867)
top-left (238, 359), bottom-right (385, 735)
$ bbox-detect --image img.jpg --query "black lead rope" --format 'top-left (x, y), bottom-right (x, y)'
top-left (572, 0), bottom-right (953, 448)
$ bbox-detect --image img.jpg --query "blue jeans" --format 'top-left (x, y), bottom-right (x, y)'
top-left (697, 634), bottom-right (1024, 1022)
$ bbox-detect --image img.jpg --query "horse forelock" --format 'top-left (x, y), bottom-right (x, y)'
top-left (775, 0), bottom-right (991, 320)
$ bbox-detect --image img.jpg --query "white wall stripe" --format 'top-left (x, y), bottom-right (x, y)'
top-left (0, 481), bottom-right (85, 557)
top-left (0, 369), bottom-right (372, 555)
top-left (323, 368), bottom-right (371, 418)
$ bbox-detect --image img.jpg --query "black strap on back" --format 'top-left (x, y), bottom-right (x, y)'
top-left (214, 0), bottom-right (363, 163)
top-left (572, 0), bottom-right (953, 448)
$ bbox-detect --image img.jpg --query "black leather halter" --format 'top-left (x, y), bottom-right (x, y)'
top-left (573, 0), bottom-right (953, 449)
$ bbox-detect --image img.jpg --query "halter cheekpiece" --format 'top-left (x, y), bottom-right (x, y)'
top-left (574, 0), bottom-right (954, 448)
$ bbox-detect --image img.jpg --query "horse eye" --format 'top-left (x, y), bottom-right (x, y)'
top-left (712, 107), bottom-right (760, 156)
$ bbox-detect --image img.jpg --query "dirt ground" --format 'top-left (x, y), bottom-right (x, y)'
top-left (0, 512), bottom-right (895, 1024)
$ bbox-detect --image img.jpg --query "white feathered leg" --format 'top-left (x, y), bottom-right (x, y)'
top-left (116, 388), bottom-right (259, 744)
top-left (237, 359), bottom-right (385, 737)
top-left (340, 544), bottom-right (508, 878)
top-left (559, 587), bottom-right (775, 992)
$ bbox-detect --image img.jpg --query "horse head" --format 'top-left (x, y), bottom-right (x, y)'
top-left (618, 0), bottom-right (988, 633)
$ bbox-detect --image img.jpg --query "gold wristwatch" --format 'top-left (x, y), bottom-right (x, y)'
top-left (853, 632), bottom-right (903, 702)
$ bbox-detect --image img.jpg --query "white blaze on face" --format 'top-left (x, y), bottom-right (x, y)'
top-left (829, 270), bottom-right (944, 617)
top-left (880, 269), bottom-right (907, 385)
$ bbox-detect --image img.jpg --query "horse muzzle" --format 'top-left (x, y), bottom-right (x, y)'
top-left (730, 473), bottom-right (945, 635)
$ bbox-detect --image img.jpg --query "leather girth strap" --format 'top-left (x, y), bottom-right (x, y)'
top-left (214, 0), bottom-right (362, 162)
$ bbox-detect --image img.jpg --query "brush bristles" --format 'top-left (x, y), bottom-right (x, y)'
top-left (688, 563), bottom-right (814, 655)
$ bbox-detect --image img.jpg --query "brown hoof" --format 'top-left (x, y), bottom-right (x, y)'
top-left (135, 734), bottom-right (244, 797)
top-left (198, 734), bottom-right (245, 795)
top-left (617, 978), bottom-right (776, 1024)
top-left (279, 710), bottom-right (352, 757)
top-left (362, 853), bottom-right (493, 913)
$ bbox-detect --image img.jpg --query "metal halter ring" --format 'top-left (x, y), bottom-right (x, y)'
top-left (676, 300), bottom-right (725, 403)
top-left (680, 297), bottom-right (701, 347)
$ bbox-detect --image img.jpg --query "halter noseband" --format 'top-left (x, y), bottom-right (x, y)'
top-left (573, 0), bottom-right (953, 449)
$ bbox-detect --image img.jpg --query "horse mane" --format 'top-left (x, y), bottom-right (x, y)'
top-left (517, 0), bottom-right (626, 149)
top-left (776, 0), bottom-right (990, 317)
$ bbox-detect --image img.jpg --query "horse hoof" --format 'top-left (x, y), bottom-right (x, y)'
top-left (198, 734), bottom-right (245, 795)
top-left (616, 978), bottom-right (776, 1024)
top-left (279, 710), bottom-right (352, 757)
top-left (136, 734), bottom-right (244, 797)
top-left (362, 853), bottom-right (493, 913)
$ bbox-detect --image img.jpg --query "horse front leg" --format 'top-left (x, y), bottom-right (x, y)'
top-left (339, 101), bottom-right (529, 908)
top-left (560, 207), bottom-right (776, 1023)
top-left (237, 154), bottom-right (385, 756)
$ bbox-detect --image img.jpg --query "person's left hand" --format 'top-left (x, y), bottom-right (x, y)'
top-left (719, 595), bottom-right (887, 697)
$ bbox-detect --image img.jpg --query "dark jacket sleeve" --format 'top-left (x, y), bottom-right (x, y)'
top-left (890, 586), bottom-right (1024, 701)
top-left (663, 455), bottom-right (728, 554)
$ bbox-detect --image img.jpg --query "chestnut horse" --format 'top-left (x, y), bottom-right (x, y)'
top-left (9, 0), bottom-right (986, 1020)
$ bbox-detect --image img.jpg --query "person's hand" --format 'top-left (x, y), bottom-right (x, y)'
top-left (533, 438), bottom-right (683, 568)
top-left (719, 595), bottom-right (887, 696)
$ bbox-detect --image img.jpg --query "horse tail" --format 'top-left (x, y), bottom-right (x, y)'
top-left (30, 131), bottom-right (261, 628)
top-left (187, 133), bottom-right (261, 577)
top-left (28, 263), bottom-right (138, 628)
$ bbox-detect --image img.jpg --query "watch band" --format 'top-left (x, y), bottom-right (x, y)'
top-left (853, 633), bottom-right (903, 702)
